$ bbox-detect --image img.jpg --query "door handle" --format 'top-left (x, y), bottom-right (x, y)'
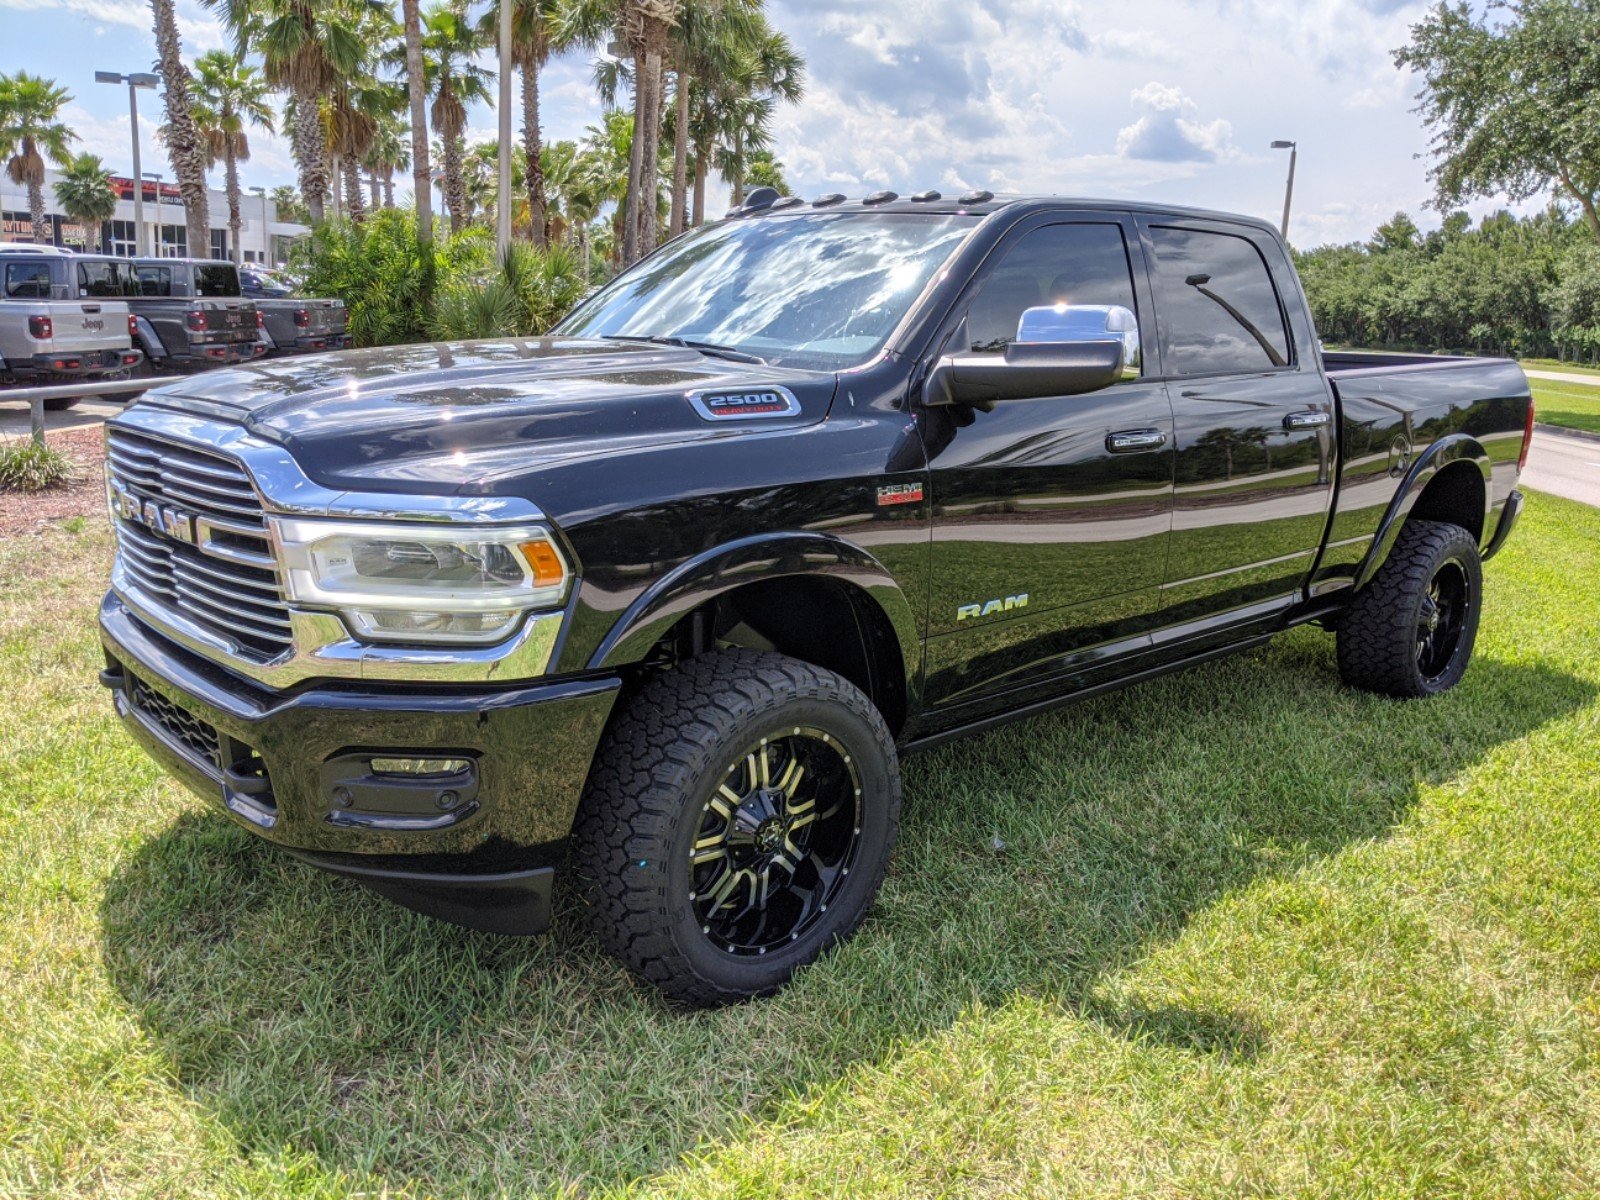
top-left (1106, 429), bottom-right (1169, 453)
top-left (1284, 410), bottom-right (1332, 430)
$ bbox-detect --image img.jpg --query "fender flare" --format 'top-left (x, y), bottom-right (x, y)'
top-left (1354, 432), bottom-right (1493, 591)
top-left (588, 531), bottom-right (923, 707)
top-left (131, 315), bottom-right (166, 362)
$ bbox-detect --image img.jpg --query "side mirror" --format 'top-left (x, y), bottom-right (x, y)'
top-left (924, 304), bottom-right (1141, 408)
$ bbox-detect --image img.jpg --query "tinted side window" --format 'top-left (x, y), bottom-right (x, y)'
top-left (967, 223), bottom-right (1140, 358)
top-left (1147, 226), bottom-right (1290, 376)
top-left (4, 262), bottom-right (51, 299)
top-left (194, 264), bottom-right (239, 297)
top-left (133, 266), bottom-right (171, 298)
top-left (76, 261), bottom-right (129, 298)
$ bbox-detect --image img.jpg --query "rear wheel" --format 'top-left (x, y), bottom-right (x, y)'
top-left (572, 648), bottom-right (901, 1006)
top-left (1337, 518), bottom-right (1482, 698)
top-left (41, 395), bottom-right (81, 411)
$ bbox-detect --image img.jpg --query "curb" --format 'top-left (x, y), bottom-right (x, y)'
top-left (1534, 422), bottom-right (1600, 446)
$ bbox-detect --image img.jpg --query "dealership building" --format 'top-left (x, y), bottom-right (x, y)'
top-left (0, 169), bottom-right (310, 264)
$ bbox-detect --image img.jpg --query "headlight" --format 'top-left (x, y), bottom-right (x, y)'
top-left (274, 519), bottom-right (569, 645)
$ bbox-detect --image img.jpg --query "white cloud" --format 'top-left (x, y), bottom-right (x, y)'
top-left (1114, 82), bottom-right (1239, 164)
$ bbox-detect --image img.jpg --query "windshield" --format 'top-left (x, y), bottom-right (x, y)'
top-left (556, 211), bottom-right (976, 370)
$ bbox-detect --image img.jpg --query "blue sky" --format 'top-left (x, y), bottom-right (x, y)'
top-left (0, 0), bottom-right (1538, 246)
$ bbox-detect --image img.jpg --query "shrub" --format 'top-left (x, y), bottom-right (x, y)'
top-left (296, 212), bottom-right (594, 347)
top-left (0, 439), bottom-right (75, 491)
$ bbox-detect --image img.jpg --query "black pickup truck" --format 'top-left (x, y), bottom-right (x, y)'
top-left (98, 192), bottom-right (1531, 1005)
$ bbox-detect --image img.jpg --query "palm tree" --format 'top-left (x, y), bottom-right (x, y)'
top-left (204, 0), bottom-right (371, 226)
top-left (363, 112), bottom-right (411, 209)
top-left (478, 0), bottom-right (565, 248)
top-left (414, 4), bottom-right (493, 234)
top-left (666, 0), bottom-right (760, 237)
top-left (564, 0), bottom-right (679, 265)
top-left (52, 153), bottom-right (117, 251)
top-left (400, 0), bottom-right (434, 244)
top-left (148, 0), bottom-right (213, 254)
top-left (0, 72), bottom-right (77, 245)
top-left (712, 20), bottom-right (801, 207)
top-left (190, 51), bottom-right (273, 263)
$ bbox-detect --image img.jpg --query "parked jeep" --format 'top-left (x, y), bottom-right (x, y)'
top-left (0, 251), bottom-right (142, 406)
top-left (237, 263), bottom-right (350, 355)
top-left (125, 257), bottom-right (266, 372)
top-left (99, 191), bottom-right (1531, 1005)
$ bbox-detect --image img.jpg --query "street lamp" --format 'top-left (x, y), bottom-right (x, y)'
top-left (1271, 140), bottom-right (1297, 242)
top-left (95, 70), bottom-right (159, 256)
top-left (249, 185), bottom-right (269, 265)
top-left (143, 172), bottom-right (163, 256)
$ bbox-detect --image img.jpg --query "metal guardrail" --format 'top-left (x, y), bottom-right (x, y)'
top-left (3, 376), bottom-right (182, 443)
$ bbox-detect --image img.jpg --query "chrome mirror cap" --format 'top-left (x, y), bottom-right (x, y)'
top-left (1015, 304), bottom-right (1141, 381)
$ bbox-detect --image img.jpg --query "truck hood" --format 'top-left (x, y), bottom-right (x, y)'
top-left (137, 337), bottom-right (839, 492)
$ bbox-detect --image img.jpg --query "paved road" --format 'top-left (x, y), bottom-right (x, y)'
top-left (1522, 428), bottom-right (1600, 508)
top-left (0, 395), bottom-right (125, 438)
top-left (1525, 368), bottom-right (1600, 388)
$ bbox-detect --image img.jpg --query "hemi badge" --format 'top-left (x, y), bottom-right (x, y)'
top-left (877, 483), bottom-right (924, 507)
top-left (687, 386), bottom-right (801, 422)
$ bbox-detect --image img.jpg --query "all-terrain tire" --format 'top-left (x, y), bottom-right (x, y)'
top-left (41, 395), bottom-right (81, 411)
top-left (571, 648), bottom-right (901, 1007)
top-left (1337, 518), bottom-right (1482, 698)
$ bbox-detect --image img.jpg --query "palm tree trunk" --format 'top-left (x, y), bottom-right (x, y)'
top-left (149, 0), bottom-right (211, 254)
top-left (692, 149), bottom-right (706, 227)
top-left (622, 50), bottom-right (646, 266)
top-left (369, 171), bottom-right (381, 211)
top-left (384, 168), bottom-right (395, 208)
top-left (292, 91), bottom-right (328, 225)
top-left (442, 135), bottom-right (466, 234)
top-left (669, 70), bottom-right (689, 238)
top-left (635, 42), bottom-right (665, 258)
top-left (224, 149), bottom-right (243, 264)
top-left (401, 0), bottom-right (432, 244)
top-left (730, 124), bottom-right (744, 206)
top-left (521, 63), bottom-right (547, 249)
top-left (26, 179), bottom-right (46, 245)
top-left (344, 157), bottom-right (366, 225)
top-left (330, 153), bottom-right (343, 223)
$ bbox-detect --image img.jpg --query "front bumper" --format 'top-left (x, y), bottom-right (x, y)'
top-left (99, 592), bottom-right (620, 934)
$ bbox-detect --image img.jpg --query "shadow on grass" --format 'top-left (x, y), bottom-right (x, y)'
top-left (99, 639), bottom-right (1593, 1196)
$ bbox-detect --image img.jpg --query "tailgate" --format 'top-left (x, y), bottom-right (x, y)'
top-left (304, 300), bottom-right (347, 337)
top-left (48, 303), bottom-right (129, 353)
top-left (200, 300), bottom-right (258, 344)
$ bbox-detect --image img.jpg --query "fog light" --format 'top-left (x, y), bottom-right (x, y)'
top-left (369, 757), bottom-right (472, 777)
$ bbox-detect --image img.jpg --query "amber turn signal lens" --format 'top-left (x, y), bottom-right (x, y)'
top-left (520, 539), bottom-right (566, 588)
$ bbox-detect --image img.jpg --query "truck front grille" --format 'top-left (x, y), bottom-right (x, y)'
top-left (106, 427), bottom-right (293, 663)
top-left (129, 674), bottom-right (220, 765)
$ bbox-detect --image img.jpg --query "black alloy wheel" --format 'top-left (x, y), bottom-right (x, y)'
top-left (689, 728), bottom-right (863, 957)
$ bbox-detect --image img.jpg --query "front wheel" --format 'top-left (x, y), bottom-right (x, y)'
top-left (572, 649), bottom-right (901, 1006)
top-left (1337, 518), bottom-right (1482, 698)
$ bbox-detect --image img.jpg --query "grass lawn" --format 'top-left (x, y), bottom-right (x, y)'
top-left (4, 494), bottom-right (1600, 1198)
top-left (1532, 379), bottom-right (1600, 437)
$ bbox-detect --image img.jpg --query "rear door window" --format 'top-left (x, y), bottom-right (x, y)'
top-left (1147, 226), bottom-right (1291, 376)
top-left (76, 260), bottom-right (130, 298)
top-left (194, 264), bottom-right (240, 297)
top-left (133, 265), bottom-right (171, 298)
top-left (4, 261), bottom-right (52, 299)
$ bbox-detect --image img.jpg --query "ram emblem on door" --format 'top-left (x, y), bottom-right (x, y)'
top-left (957, 595), bottom-right (1029, 621)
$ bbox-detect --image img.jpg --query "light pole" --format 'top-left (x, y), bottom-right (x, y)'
top-left (143, 172), bottom-right (163, 256)
top-left (1271, 139), bottom-right (1297, 242)
top-left (496, 0), bottom-right (513, 253)
top-left (249, 185), bottom-right (269, 265)
top-left (94, 70), bottom-right (159, 256)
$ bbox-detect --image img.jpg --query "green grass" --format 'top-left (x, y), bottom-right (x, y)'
top-left (1532, 380), bottom-right (1600, 436)
top-left (4, 497), bottom-right (1600, 1198)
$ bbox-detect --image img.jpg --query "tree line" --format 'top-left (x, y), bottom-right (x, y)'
top-left (0, 0), bottom-right (804, 272)
top-left (1297, 207), bottom-right (1600, 362)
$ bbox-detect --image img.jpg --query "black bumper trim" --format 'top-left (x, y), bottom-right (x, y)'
top-left (280, 847), bottom-right (555, 935)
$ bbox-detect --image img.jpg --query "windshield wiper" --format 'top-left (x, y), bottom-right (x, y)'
top-left (605, 334), bottom-right (767, 365)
